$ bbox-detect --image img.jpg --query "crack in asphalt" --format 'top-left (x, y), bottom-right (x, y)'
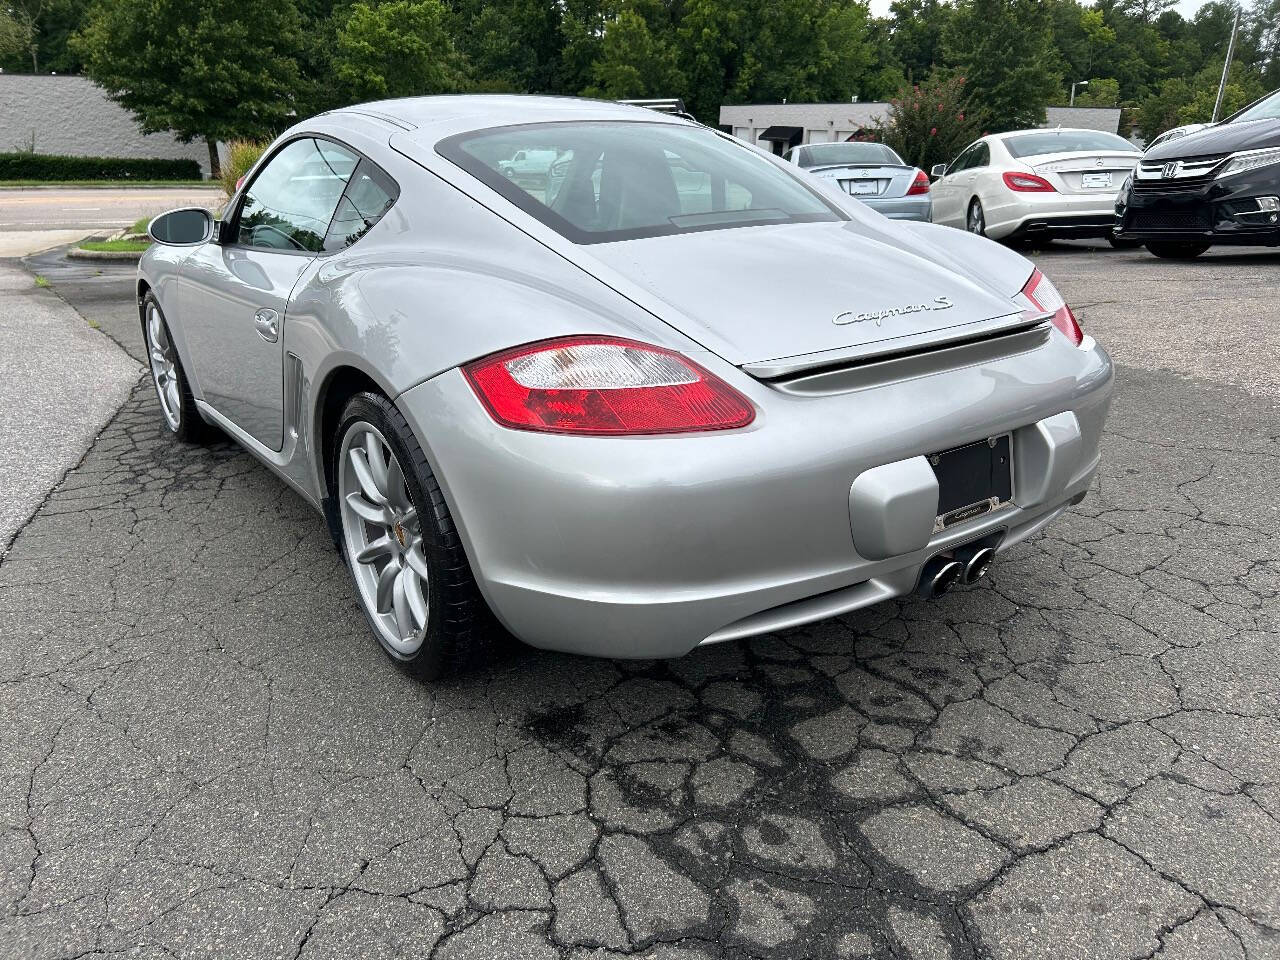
top-left (2, 290), bottom-right (1279, 958)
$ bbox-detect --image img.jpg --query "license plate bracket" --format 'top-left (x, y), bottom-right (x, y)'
top-left (930, 435), bottom-right (1013, 532)
top-left (843, 179), bottom-right (878, 196)
top-left (1082, 172), bottom-right (1113, 189)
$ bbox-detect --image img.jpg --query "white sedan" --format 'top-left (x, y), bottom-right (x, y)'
top-left (930, 129), bottom-right (1141, 243)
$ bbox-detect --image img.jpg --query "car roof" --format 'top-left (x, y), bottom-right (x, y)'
top-left (323, 94), bottom-right (688, 142)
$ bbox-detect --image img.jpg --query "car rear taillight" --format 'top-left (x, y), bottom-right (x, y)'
top-left (1002, 171), bottom-right (1056, 192)
top-left (1017, 269), bottom-right (1083, 346)
top-left (906, 169), bottom-right (930, 195)
top-left (462, 336), bottom-right (756, 435)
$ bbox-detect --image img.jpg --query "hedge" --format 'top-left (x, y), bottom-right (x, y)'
top-left (0, 153), bottom-right (203, 181)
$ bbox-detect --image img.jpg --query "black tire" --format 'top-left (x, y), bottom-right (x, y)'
top-left (1145, 241), bottom-right (1210, 260)
top-left (141, 291), bottom-right (212, 444)
top-left (332, 391), bottom-right (482, 680)
top-left (966, 198), bottom-right (987, 237)
top-left (1108, 234), bottom-right (1143, 249)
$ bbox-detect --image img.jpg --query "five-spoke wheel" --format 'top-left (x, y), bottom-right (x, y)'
top-left (141, 292), bottom-right (208, 443)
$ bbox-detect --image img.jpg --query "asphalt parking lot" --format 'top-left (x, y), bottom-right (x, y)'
top-left (1, 240), bottom-right (1278, 959)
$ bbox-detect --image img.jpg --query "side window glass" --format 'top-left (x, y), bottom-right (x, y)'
top-left (972, 143), bottom-right (990, 168)
top-left (237, 139), bottom-right (357, 252)
top-left (324, 161), bottom-right (399, 252)
top-left (950, 147), bottom-right (973, 173)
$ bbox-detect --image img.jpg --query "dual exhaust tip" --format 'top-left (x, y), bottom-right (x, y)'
top-left (919, 546), bottom-right (995, 598)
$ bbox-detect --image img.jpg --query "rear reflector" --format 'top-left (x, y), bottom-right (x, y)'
top-left (1018, 269), bottom-right (1084, 346)
top-left (1002, 171), bottom-right (1057, 192)
top-left (906, 169), bottom-right (931, 195)
top-left (463, 336), bottom-right (756, 435)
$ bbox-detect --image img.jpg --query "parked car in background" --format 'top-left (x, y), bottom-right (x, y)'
top-left (497, 148), bottom-right (558, 180)
top-left (929, 129), bottom-right (1141, 244)
top-left (1115, 88), bottom-right (1280, 258)
top-left (1144, 123), bottom-right (1211, 153)
top-left (784, 141), bottom-right (932, 221)
top-left (137, 96), bottom-right (1111, 678)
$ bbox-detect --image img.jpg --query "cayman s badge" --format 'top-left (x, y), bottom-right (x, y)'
top-left (1161, 161), bottom-right (1183, 179)
top-left (834, 296), bottom-right (954, 327)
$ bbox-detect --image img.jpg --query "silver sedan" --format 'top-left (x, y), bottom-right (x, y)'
top-left (139, 96), bottom-right (1113, 678)
top-left (785, 141), bottom-right (933, 221)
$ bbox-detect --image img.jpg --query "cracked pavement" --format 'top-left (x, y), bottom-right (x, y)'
top-left (1, 243), bottom-right (1278, 959)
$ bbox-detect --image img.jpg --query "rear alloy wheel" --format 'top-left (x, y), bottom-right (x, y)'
top-left (142, 292), bottom-right (210, 443)
top-left (1145, 241), bottom-right (1210, 260)
top-left (966, 198), bottom-right (987, 237)
top-left (334, 392), bottom-right (480, 679)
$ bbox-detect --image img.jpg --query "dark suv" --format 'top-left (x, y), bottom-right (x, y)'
top-left (1115, 88), bottom-right (1280, 258)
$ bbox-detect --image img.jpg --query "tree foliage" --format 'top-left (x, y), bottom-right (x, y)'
top-left (874, 71), bottom-right (981, 171)
top-left (333, 0), bottom-right (467, 101)
top-left (75, 0), bottom-right (304, 175)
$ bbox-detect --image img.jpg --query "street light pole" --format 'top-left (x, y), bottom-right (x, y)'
top-left (1211, 8), bottom-right (1241, 123)
top-left (1070, 80), bottom-right (1089, 107)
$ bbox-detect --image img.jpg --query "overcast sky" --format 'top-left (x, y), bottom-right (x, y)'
top-left (867, 0), bottom-right (1211, 17)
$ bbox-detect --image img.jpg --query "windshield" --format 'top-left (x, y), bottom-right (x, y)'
top-left (1230, 89), bottom-right (1280, 124)
top-left (799, 142), bottom-right (903, 168)
top-left (438, 121), bottom-right (843, 244)
top-left (1004, 130), bottom-right (1136, 158)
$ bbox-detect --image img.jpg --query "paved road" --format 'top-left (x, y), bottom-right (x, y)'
top-left (0, 187), bottom-right (224, 232)
top-left (1, 242), bottom-right (1277, 960)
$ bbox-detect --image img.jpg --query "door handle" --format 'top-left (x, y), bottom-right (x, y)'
top-left (253, 308), bottom-right (279, 343)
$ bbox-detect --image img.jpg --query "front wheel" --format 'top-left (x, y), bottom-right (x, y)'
top-left (142, 293), bottom-right (211, 443)
top-left (1145, 241), bottom-right (1210, 260)
top-left (966, 198), bottom-right (987, 237)
top-left (333, 392), bottom-right (481, 680)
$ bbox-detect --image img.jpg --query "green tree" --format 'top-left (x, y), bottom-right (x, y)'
top-left (1073, 76), bottom-right (1121, 105)
top-left (0, 0), bottom-right (44, 71)
top-left (943, 0), bottom-right (1061, 131)
top-left (333, 0), bottom-right (469, 102)
top-left (74, 0), bottom-right (305, 177)
top-left (887, 0), bottom-right (952, 80)
top-left (585, 7), bottom-right (684, 99)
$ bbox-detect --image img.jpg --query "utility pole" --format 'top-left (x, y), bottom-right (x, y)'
top-left (1212, 8), bottom-right (1241, 123)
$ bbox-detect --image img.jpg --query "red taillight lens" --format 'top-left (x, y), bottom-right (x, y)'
top-left (1018, 269), bottom-right (1083, 346)
top-left (906, 169), bottom-right (930, 195)
top-left (1002, 171), bottom-right (1057, 192)
top-left (463, 336), bottom-right (756, 435)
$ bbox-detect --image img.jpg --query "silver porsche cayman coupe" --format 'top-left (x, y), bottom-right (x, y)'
top-left (139, 96), bottom-right (1113, 678)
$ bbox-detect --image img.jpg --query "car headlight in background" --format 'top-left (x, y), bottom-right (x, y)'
top-left (1014, 269), bottom-right (1084, 347)
top-left (1216, 146), bottom-right (1280, 179)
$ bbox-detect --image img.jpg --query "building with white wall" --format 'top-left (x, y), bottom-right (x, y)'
top-left (719, 102), bottom-right (1125, 155)
top-left (0, 74), bottom-right (214, 176)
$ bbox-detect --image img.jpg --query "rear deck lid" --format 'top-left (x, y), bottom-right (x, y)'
top-left (586, 219), bottom-right (1025, 373)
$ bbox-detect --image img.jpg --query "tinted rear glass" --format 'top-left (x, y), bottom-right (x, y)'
top-left (438, 121), bottom-right (842, 244)
top-left (1004, 131), bottom-right (1136, 158)
top-left (800, 142), bottom-right (903, 167)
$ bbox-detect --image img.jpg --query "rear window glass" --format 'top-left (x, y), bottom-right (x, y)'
top-left (1004, 131), bottom-right (1136, 158)
top-left (438, 121), bottom-right (842, 244)
top-left (800, 142), bottom-right (903, 168)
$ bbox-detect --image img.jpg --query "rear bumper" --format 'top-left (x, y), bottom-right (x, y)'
top-left (398, 336), bottom-right (1114, 659)
top-left (861, 195), bottom-right (932, 222)
top-left (985, 191), bottom-right (1120, 240)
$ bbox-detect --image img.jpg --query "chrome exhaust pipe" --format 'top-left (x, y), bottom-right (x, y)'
top-left (960, 546), bottom-right (996, 585)
top-left (918, 556), bottom-right (964, 598)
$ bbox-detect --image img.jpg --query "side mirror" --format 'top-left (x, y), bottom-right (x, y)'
top-left (930, 164), bottom-right (948, 178)
top-left (147, 207), bottom-right (214, 246)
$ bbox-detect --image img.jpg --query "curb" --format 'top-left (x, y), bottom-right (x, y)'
top-left (68, 247), bottom-right (144, 262)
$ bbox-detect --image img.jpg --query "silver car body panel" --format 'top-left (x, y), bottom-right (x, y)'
top-left (138, 96), bottom-right (1114, 658)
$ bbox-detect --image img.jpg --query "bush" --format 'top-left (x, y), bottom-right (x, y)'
top-left (219, 140), bottom-right (269, 196)
top-left (873, 72), bottom-right (981, 174)
top-left (0, 153), bottom-right (203, 181)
